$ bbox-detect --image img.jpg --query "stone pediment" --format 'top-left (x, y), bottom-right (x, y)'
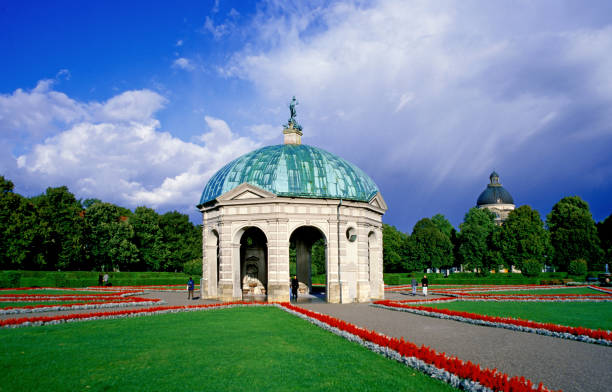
top-left (369, 192), bottom-right (388, 211)
top-left (217, 182), bottom-right (277, 202)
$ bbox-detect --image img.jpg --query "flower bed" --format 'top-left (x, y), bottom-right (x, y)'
top-left (0, 287), bottom-right (159, 314)
top-left (0, 302), bottom-right (558, 392)
top-left (373, 300), bottom-right (612, 346)
top-left (0, 298), bottom-right (164, 315)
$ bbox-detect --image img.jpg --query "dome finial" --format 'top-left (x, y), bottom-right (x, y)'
top-left (489, 170), bottom-right (500, 185)
top-left (283, 96), bottom-right (303, 145)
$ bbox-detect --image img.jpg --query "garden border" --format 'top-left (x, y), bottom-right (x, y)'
top-left (1, 302), bottom-right (558, 392)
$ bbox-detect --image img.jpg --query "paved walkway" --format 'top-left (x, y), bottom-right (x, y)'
top-left (4, 291), bottom-right (611, 392)
top-left (299, 299), bottom-right (612, 392)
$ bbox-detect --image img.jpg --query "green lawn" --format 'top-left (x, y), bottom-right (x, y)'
top-left (0, 307), bottom-right (456, 392)
top-left (466, 287), bottom-right (599, 295)
top-left (427, 301), bottom-right (612, 330)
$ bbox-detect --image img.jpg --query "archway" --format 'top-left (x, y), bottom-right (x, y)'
top-left (239, 227), bottom-right (268, 300)
top-left (289, 226), bottom-right (327, 299)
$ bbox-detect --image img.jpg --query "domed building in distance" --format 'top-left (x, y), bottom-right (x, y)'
top-left (197, 98), bottom-right (387, 303)
top-left (476, 171), bottom-right (515, 225)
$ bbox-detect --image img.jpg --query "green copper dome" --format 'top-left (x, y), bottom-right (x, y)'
top-left (200, 144), bottom-right (380, 205)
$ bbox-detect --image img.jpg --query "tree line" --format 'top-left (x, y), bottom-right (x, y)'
top-left (0, 176), bottom-right (201, 273)
top-left (383, 197), bottom-right (611, 276)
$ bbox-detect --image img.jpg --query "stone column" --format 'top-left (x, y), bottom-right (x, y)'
top-left (267, 218), bottom-right (290, 302)
top-left (355, 223), bottom-right (371, 302)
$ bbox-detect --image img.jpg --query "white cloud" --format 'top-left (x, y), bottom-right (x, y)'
top-left (2, 81), bottom-right (259, 214)
top-left (202, 9), bottom-right (240, 40)
top-left (224, 0), bottom-right (612, 190)
top-left (172, 57), bottom-right (195, 71)
top-left (176, 39), bottom-right (183, 47)
top-left (0, 80), bottom-right (87, 139)
top-left (250, 123), bottom-right (279, 141)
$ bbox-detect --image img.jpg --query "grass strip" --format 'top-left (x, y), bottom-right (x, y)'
top-left (426, 301), bottom-right (612, 330)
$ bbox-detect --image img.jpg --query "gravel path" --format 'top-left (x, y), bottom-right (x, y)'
top-left (299, 300), bottom-right (612, 392)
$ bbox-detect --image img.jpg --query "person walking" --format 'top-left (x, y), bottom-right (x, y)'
top-left (187, 277), bottom-right (195, 300)
top-left (421, 275), bottom-right (429, 296)
top-left (291, 275), bottom-right (299, 301)
top-left (411, 277), bottom-right (417, 296)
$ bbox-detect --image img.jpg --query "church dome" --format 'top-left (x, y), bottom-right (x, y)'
top-left (199, 144), bottom-right (380, 205)
top-left (476, 171), bottom-right (514, 206)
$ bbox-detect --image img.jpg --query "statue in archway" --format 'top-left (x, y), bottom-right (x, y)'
top-left (242, 263), bottom-right (265, 295)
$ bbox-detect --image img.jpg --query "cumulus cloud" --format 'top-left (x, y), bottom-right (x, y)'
top-left (223, 0), bottom-right (612, 222)
top-left (1, 81), bottom-right (259, 215)
top-left (172, 57), bottom-right (195, 71)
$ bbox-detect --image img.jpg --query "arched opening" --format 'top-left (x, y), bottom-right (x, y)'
top-left (289, 226), bottom-right (327, 300)
top-left (205, 229), bottom-right (221, 298)
top-left (239, 227), bottom-right (268, 301)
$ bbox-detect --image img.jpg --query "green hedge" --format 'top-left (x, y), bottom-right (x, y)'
top-left (0, 270), bottom-right (195, 288)
top-left (383, 272), bottom-right (572, 286)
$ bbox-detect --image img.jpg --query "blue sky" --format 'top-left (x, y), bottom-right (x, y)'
top-left (1, 0), bottom-right (611, 233)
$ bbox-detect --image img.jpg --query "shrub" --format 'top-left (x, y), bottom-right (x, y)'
top-left (0, 272), bottom-right (22, 288)
top-left (521, 259), bottom-right (542, 277)
top-left (183, 258), bottom-right (203, 277)
top-left (385, 275), bottom-right (400, 285)
top-left (568, 259), bottom-right (588, 277)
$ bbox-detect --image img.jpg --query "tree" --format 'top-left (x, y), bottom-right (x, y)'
top-left (547, 196), bottom-right (603, 271)
top-left (84, 202), bottom-right (138, 271)
top-left (382, 224), bottom-right (408, 272)
top-left (159, 211), bottom-right (201, 272)
top-left (31, 186), bottom-right (86, 270)
top-left (499, 205), bottom-right (551, 272)
top-left (457, 207), bottom-right (497, 275)
top-left (431, 214), bottom-right (454, 238)
top-left (0, 176), bottom-right (45, 269)
top-left (311, 238), bottom-right (326, 276)
top-left (409, 218), bottom-right (453, 271)
top-left (131, 206), bottom-right (168, 271)
top-left (597, 214), bottom-right (612, 269)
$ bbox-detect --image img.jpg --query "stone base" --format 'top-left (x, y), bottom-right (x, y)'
top-left (356, 281), bottom-right (371, 303)
top-left (267, 282), bottom-right (290, 303)
top-left (218, 283), bottom-right (240, 302)
top-left (327, 282), bottom-right (352, 303)
top-left (200, 278), bottom-right (208, 299)
top-left (370, 279), bottom-right (385, 300)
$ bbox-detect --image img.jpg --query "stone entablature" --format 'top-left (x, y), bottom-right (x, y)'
top-left (200, 182), bottom-right (386, 303)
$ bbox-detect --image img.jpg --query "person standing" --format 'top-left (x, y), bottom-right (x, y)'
top-left (291, 275), bottom-right (299, 301)
top-left (103, 273), bottom-right (109, 286)
top-left (421, 275), bottom-right (428, 296)
top-left (411, 277), bottom-right (417, 296)
top-left (187, 277), bottom-right (195, 300)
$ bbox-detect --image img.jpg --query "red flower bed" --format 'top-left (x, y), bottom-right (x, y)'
top-left (282, 303), bottom-right (558, 392)
top-left (0, 302), bottom-right (254, 328)
top-left (374, 300), bottom-right (612, 343)
top-left (1, 297), bottom-right (162, 311)
top-left (1, 300), bottom-right (561, 391)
